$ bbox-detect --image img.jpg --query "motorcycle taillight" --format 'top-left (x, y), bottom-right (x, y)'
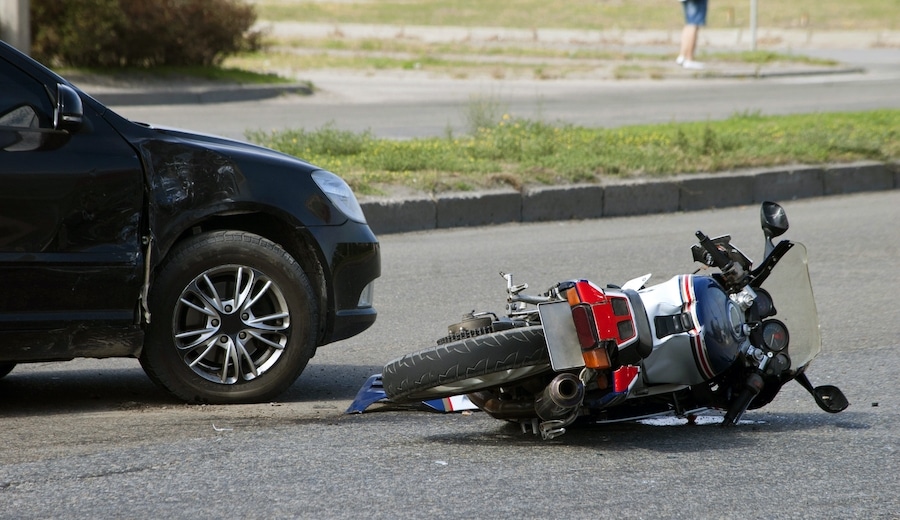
top-left (567, 280), bottom-right (639, 350)
top-left (571, 304), bottom-right (599, 350)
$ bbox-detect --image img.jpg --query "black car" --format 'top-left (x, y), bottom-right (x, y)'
top-left (0, 40), bottom-right (380, 403)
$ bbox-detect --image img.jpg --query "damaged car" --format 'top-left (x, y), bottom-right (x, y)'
top-left (0, 40), bottom-right (380, 403)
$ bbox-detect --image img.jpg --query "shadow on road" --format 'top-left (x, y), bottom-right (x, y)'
top-left (415, 410), bottom-right (874, 451)
top-left (0, 362), bottom-right (380, 417)
top-left (0, 366), bottom-right (170, 416)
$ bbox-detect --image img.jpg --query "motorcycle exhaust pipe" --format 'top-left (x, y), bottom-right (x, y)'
top-left (466, 391), bottom-right (535, 420)
top-left (534, 373), bottom-right (585, 421)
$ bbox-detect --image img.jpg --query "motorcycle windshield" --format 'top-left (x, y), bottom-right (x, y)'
top-left (759, 242), bottom-right (821, 371)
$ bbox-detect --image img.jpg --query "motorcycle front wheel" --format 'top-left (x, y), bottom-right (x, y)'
top-left (382, 325), bottom-right (550, 402)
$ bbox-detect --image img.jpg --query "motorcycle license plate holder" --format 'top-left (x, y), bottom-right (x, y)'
top-left (538, 300), bottom-right (586, 371)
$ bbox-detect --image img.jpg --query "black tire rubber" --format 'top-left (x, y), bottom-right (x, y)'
top-left (140, 231), bottom-right (318, 404)
top-left (382, 325), bottom-right (550, 402)
top-left (0, 363), bottom-right (15, 379)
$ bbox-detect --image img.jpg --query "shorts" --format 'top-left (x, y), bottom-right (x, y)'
top-left (683, 0), bottom-right (708, 26)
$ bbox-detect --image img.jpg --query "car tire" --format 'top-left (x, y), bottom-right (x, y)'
top-left (141, 231), bottom-right (318, 404)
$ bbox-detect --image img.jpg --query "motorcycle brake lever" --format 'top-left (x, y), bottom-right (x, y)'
top-left (501, 271), bottom-right (529, 294)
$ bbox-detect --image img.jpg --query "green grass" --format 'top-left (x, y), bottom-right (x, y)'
top-left (233, 3), bottom-right (896, 197)
top-left (254, 0), bottom-right (897, 31)
top-left (236, 3), bottom-right (895, 195)
top-left (247, 109), bottom-right (899, 196)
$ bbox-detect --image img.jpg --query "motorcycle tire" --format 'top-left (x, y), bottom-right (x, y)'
top-left (382, 325), bottom-right (550, 402)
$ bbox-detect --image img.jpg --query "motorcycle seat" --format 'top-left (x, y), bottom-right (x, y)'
top-left (620, 289), bottom-right (654, 364)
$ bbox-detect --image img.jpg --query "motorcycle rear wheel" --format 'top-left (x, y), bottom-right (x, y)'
top-left (382, 325), bottom-right (550, 402)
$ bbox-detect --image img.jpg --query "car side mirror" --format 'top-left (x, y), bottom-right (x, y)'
top-left (0, 130), bottom-right (21, 149)
top-left (54, 83), bottom-right (83, 133)
top-left (760, 201), bottom-right (789, 257)
top-left (0, 104), bottom-right (66, 152)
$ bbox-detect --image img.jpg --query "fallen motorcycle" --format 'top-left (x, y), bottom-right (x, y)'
top-left (374, 201), bottom-right (848, 439)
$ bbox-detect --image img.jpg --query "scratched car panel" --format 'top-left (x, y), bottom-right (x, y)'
top-left (0, 40), bottom-right (380, 403)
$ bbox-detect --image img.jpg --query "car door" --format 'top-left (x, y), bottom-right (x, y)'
top-left (0, 54), bottom-right (145, 348)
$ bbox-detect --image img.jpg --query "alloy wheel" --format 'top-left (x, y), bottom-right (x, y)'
top-left (172, 264), bottom-right (290, 384)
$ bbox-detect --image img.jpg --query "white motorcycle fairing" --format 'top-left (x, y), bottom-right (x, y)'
top-left (637, 274), bottom-right (748, 386)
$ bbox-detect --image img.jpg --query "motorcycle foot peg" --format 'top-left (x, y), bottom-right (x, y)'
top-left (539, 420), bottom-right (568, 440)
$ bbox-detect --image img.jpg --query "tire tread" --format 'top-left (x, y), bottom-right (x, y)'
top-left (382, 326), bottom-right (548, 402)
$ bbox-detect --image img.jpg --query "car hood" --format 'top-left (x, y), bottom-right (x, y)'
top-left (140, 122), bottom-right (318, 173)
top-left (121, 120), bottom-right (349, 259)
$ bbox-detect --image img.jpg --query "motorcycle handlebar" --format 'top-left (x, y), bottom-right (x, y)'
top-left (695, 230), bottom-right (734, 271)
top-left (511, 294), bottom-right (552, 305)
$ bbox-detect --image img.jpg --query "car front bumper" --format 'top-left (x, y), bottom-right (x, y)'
top-left (308, 222), bottom-right (381, 345)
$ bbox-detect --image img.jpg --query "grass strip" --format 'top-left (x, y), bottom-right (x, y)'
top-left (247, 109), bottom-right (899, 196)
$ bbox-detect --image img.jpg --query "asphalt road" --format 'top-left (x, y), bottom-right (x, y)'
top-left (2, 193), bottom-right (898, 518)
top-left (109, 49), bottom-right (900, 141)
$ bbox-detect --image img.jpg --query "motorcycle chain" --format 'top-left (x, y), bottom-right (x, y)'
top-left (436, 325), bottom-right (495, 345)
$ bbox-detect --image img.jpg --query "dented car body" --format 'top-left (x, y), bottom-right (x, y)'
top-left (0, 40), bottom-right (380, 403)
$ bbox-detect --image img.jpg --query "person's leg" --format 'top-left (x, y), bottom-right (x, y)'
top-left (678, 0), bottom-right (707, 68)
top-left (679, 24), bottom-right (699, 61)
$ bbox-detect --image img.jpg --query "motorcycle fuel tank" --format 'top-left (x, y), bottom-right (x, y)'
top-left (639, 275), bottom-right (745, 386)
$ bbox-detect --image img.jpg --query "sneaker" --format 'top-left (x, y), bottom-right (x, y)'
top-left (682, 59), bottom-right (705, 70)
top-left (675, 55), bottom-right (685, 65)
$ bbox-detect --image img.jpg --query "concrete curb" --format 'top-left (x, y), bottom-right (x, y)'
top-left (85, 83), bottom-right (313, 106)
top-left (708, 66), bottom-right (866, 79)
top-left (360, 160), bottom-right (898, 234)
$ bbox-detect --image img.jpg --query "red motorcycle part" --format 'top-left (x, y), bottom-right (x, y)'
top-left (566, 280), bottom-right (639, 369)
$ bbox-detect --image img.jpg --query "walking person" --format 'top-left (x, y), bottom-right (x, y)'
top-left (676, 0), bottom-right (708, 70)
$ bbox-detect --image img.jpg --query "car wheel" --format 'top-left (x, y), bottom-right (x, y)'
top-left (141, 231), bottom-right (318, 404)
top-left (0, 363), bottom-right (15, 379)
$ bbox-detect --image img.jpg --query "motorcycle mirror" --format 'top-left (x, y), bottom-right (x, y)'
top-left (760, 201), bottom-right (789, 240)
top-left (811, 385), bottom-right (850, 414)
top-left (760, 202), bottom-right (789, 257)
top-left (794, 373), bottom-right (849, 414)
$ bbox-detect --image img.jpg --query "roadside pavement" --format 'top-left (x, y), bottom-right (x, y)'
top-left (69, 23), bottom-right (899, 234)
top-left (76, 23), bottom-right (899, 106)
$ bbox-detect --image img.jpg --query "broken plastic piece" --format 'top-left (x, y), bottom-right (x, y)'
top-left (346, 374), bottom-right (480, 414)
top-left (346, 374), bottom-right (388, 414)
top-left (422, 395), bottom-right (478, 413)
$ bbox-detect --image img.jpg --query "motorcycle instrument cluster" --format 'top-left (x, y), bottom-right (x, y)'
top-left (761, 319), bottom-right (789, 352)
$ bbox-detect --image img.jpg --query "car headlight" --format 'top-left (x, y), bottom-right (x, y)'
top-left (311, 170), bottom-right (367, 224)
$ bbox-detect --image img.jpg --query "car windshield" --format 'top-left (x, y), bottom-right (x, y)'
top-left (759, 242), bottom-right (821, 370)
